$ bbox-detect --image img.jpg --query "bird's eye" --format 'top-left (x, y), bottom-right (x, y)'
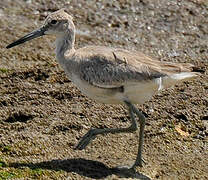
top-left (50, 20), bottom-right (58, 25)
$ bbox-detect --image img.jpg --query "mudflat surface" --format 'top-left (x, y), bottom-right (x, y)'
top-left (0, 0), bottom-right (208, 179)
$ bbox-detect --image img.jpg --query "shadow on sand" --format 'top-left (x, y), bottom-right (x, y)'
top-left (10, 158), bottom-right (151, 179)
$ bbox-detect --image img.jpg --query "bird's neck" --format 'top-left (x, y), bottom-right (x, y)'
top-left (55, 29), bottom-right (75, 67)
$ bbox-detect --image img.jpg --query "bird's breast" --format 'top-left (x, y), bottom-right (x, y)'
top-left (70, 74), bottom-right (126, 104)
top-left (70, 74), bottom-right (162, 105)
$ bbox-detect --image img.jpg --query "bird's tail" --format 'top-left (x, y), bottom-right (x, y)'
top-left (169, 71), bottom-right (199, 80)
top-left (161, 63), bottom-right (203, 89)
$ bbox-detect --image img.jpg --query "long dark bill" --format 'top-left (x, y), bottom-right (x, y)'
top-left (6, 27), bottom-right (46, 49)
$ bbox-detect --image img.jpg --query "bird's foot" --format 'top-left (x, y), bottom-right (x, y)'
top-left (132, 158), bottom-right (146, 168)
top-left (74, 128), bottom-right (96, 150)
top-left (114, 159), bottom-right (145, 177)
top-left (114, 164), bottom-right (150, 179)
top-left (114, 165), bottom-right (137, 177)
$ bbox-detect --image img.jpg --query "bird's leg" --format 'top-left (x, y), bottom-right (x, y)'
top-left (75, 103), bottom-right (138, 150)
top-left (75, 100), bottom-right (146, 169)
top-left (124, 100), bottom-right (146, 168)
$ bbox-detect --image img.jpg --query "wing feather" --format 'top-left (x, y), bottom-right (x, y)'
top-left (74, 46), bottom-right (195, 88)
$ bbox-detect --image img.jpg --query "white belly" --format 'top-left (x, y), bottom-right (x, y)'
top-left (70, 74), bottom-right (161, 105)
top-left (123, 81), bottom-right (159, 104)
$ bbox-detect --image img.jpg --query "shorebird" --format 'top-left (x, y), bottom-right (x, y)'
top-left (6, 9), bottom-right (200, 170)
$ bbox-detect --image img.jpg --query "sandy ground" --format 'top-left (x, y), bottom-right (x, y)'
top-left (0, 0), bottom-right (208, 179)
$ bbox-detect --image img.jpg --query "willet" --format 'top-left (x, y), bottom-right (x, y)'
top-left (6, 9), bottom-right (200, 170)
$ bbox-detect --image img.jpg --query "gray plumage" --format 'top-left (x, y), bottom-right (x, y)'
top-left (6, 9), bottom-right (199, 172)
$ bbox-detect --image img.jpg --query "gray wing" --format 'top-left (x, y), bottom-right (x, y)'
top-left (76, 47), bottom-right (166, 88)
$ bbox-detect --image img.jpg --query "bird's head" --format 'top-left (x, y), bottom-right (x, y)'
top-left (6, 9), bottom-right (74, 49)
